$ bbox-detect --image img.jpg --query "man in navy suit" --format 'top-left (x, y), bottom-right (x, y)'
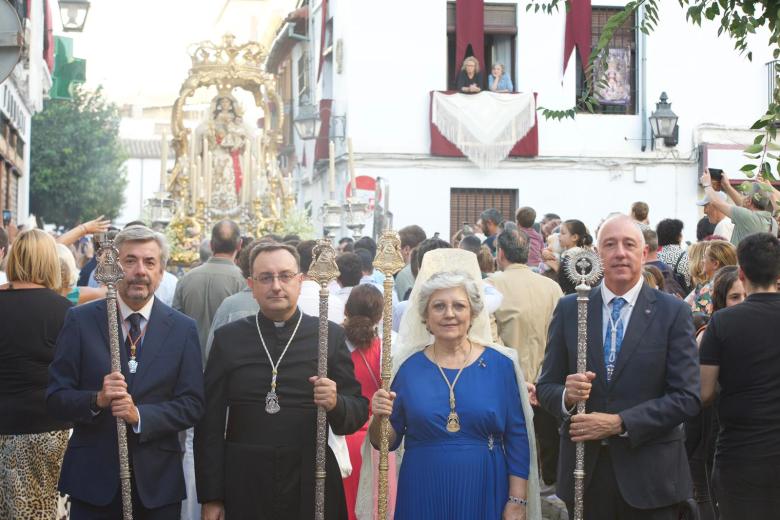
top-left (47, 225), bottom-right (204, 519)
top-left (537, 215), bottom-right (700, 519)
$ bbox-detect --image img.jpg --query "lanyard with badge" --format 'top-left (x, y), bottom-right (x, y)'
top-left (603, 299), bottom-right (626, 378)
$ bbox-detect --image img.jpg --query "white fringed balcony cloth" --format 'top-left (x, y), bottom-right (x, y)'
top-left (431, 91), bottom-right (536, 170)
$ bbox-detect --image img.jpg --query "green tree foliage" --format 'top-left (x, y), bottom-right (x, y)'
top-left (30, 86), bottom-right (127, 228)
top-left (529, 0), bottom-right (780, 181)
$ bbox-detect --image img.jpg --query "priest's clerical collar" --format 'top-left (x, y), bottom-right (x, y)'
top-left (257, 307), bottom-right (302, 329)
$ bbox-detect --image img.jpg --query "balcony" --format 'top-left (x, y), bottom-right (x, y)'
top-left (429, 91), bottom-right (538, 167)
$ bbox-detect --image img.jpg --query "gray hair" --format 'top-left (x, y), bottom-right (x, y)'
top-left (417, 271), bottom-right (484, 319)
top-left (114, 225), bottom-right (169, 268)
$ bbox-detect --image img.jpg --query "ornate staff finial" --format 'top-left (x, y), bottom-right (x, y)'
top-left (373, 230), bottom-right (405, 277)
top-left (93, 232), bottom-right (124, 287)
top-left (308, 239), bottom-right (340, 288)
top-left (564, 249), bottom-right (603, 289)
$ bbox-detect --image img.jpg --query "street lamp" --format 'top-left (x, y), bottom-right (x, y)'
top-left (58, 0), bottom-right (91, 33)
top-left (648, 92), bottom-right (679, 148)
top-left (294, 102), bottom-right (321, 140)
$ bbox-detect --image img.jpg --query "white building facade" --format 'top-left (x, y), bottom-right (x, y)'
top-left (0, 0), bottom-right (53, 226)
top-left (266, 0), bottom-right (775, 242)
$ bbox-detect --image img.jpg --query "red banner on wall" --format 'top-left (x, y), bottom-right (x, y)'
top-left (563, 0), bottom-right (591, 76)
top-left (455, 0), bottom-right (484, 78)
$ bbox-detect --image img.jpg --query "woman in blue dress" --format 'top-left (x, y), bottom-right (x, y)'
top-left (367, 249), bottom-right (540, 520)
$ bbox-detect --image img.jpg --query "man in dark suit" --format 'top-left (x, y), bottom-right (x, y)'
top-left (537, 214), bottom-right (700, 519)
top-left (47, 225), bottom-right (205, 519)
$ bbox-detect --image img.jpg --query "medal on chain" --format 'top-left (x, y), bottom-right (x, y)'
top-left (433, 339), bottom-right (473, 434)
top-left (256, 312), bottom-right (303, 414)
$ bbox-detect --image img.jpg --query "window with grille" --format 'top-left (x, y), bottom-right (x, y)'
top-left (576, 7), bottom-right (637, 115)
top-left (450, 188), bottom-right (517, 239)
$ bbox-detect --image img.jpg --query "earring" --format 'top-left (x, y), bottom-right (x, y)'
top-left (422, 320), bottom-right (432, 334)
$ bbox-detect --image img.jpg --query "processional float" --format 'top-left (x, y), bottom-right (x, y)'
top-left (564, 249), bottom-right (603, 520)
top-left (93, 232), bottom-right (133, 520)
top-left (161, 34), bottom-right (296, 265)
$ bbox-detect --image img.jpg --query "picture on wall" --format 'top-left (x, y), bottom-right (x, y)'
top-left (593, 47), bottom-right (631, 106)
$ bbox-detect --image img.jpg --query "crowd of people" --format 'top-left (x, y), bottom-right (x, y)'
top-left (0, 169), bottom-right (779, 520)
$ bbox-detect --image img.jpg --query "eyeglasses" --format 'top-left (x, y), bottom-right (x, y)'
top-left (252, 272), bottom-right (300, 285)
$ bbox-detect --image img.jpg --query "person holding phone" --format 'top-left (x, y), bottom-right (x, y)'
top-left (700, 169), bottom-right (778, 245)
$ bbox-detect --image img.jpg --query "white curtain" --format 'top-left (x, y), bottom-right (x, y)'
top-left (432, 91), bottom-right (536, 170)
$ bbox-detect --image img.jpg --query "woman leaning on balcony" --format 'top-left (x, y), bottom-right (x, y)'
top-left (455, 56), bottom-right (483, 93)
top-left (489, 63), bottom-right (514, 93)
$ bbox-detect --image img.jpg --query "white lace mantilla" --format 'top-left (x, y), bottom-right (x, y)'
top-left (432, 91), bottom-right (536, 170)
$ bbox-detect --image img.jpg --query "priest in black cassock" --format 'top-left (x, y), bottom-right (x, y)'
top-left (195, 242), bottom-right (368, 520)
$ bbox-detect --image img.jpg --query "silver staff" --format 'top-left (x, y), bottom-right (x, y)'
top-left (93, 232), bottom-right (133, 520)
top-left (373, 230), bottom-right (405, 519)
top-left (564, 249), bottom-right (603, 520)
top-left (307, 239), bottom-right (340, 520)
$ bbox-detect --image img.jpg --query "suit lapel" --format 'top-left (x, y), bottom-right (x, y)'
top-left (130, 298), bottom-right (173, 393)
top-left (586, 287), bottom-right (608, 389)
top-left (609, 284), bottom-right (657, 385)
top-left (94, 299), bottom-right (129, 374)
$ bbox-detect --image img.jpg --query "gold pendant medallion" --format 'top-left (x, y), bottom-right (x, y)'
top-left (446, 411), bottom-right (460, 433)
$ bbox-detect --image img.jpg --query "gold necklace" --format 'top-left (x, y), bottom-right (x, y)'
top-left (432, 339), bottom-right (473, 433)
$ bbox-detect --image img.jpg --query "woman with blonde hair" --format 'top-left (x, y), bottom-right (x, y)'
top-left (0, 229), bottom-right (73, 519)
top-left (455, 56), bottom-right (483, 93)
top-left (55, 243), bottom-right (106, 305)
top-left (685, 240), bottom-right (737, 314)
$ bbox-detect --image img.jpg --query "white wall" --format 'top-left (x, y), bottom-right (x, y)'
top-left (353, 158), bottom-right (699, 241)
top-left (334, 1), bottom-right (769, 158)
top-left (289, 0), bottom-right (769, 240)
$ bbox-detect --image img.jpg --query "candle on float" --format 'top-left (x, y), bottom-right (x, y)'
top-left (205, 149), bottom-right (212, 205)
top-left (193, 155), bottom-right (206, 199)
top-left (159, 132), bottom-right (168, 192)
top-left (328, 141), bottom-right (336, 197)
top-left (347, 137), bottom-right (357, 196)
top-left (190, 159), bottom-right (197, 207)
top-left (384, 182), bottom-right (390, 216)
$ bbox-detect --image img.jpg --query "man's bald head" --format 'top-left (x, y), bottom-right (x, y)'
top-left (211, 220), bottom-right (241, 255)
top-left (597, 214), bottom-right (648, 295)
top-left (597, 214), bottom-right (645, 249)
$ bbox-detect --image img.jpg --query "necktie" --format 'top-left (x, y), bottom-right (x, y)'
top-left (604, 297), bottom-right (626, 381)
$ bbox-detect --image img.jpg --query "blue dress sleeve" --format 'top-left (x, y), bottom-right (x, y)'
top-left (502, 356), bottom-right (530, 479)
top-left (388, 363), bottom-right (407, 451)
top-left (505, 76), bottom-right (514, 92)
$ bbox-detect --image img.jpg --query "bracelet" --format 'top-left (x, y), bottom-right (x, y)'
top-left (702, 184), bottom-right (711, 188)
top-left (507, 496), bottom-right (528, 506)
top-left (79, 224), bottom-right (87, 234)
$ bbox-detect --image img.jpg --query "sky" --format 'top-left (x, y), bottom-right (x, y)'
top-left (59, 0), bottom-right (296, 108)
